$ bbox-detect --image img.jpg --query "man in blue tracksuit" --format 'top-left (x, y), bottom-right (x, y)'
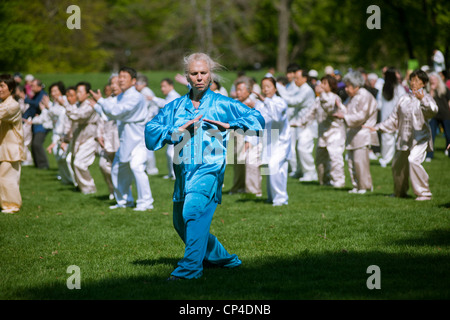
top-left (145, 53), bottom-right (265, 279)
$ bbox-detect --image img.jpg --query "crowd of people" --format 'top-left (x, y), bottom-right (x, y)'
top-left (1, 51), bottom-right (450, 215)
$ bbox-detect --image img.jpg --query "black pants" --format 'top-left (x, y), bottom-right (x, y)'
top-left (32, 131), bottom-right (49, 169)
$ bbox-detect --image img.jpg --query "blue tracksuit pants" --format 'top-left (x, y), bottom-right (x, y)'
top-left (171, 192), bottom-right (241, 279)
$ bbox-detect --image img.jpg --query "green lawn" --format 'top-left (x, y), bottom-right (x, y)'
top-left (1, 130), bottom-right (449, 300)
top-left (3, 64), bottom-right (450, 300)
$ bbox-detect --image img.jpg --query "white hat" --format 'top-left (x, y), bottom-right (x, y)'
top-left (308, 69), bottom-right (319, 78)
top-left (324, 66), bottom-right (334, 75)
top-left (25, 74), bottom-right (34, 82)
top-left (367, 73), bottom-right (378, 81)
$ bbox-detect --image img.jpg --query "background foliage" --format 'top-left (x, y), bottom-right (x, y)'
top-left (1, 0), bottom-right (449, 74)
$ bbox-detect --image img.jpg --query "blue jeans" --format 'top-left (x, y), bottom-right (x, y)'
top-left (427, 118), bottom-right (450, 159)
top-left (171, 193), bottom-right (241, 279)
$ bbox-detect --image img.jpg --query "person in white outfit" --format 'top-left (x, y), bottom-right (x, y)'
top-left (366, 69), bottom-right (438, 201)
top-left (148, 78), bottom-right (181, 179)
top-left (93, 74), bottom-right (121, 200)
top-left (292, 75), bottom-right (346, 188)
top-left (135, 75), bottom-right (159, 175)
top-left (432, 49), bottom-right (445, 73)
top-left (38, 82), bottom-right (74, 185)
top-left (62, 82), bottom-right (100, 195)
top-left (58, 87), bottom-right (78, 187)
top-left (254, 77), bottom-right (291, 206)
top-left (277, 67), bottom-right (318, 182)
top-left (230, 76), bottom-right (263, 196)
top-left (377, 67), bottom-right (406, 167)
top-left (90, 67), bottom-right (154, 211)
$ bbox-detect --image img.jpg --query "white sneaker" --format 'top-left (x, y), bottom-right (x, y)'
top-left (2, 208), bottom-right (19, 214)
top-left (133, 204), bottom-right (154, 211)
top-left (348, 188), bottom-right (358, 194)
top-left (415, 196), bottom-right (431, 201)
top-left (109, 194), bottom-right (115, 200)
top-left (272, 202), bottom-right (288, 207)
top-left (109, 204), bottom-right (124, 209)
top-left (146, 168), bottom-right (159, 175)
top-left (299, 175), bottom-right (318, 182)
top-left (109, 203), bottom-right (133, 209)
top-left (425, 157), bottom-right (432, 162)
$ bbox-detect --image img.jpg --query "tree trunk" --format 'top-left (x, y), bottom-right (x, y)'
top-left (276, 0), bottom-right (291, 73)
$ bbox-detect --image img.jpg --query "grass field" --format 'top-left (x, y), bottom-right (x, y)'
top-left (1, 127), bottom-right (449, 300)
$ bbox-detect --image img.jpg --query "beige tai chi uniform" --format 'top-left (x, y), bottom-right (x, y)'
top-left (294, 91), bottom-right (347, 188)
top-left (230, 97), bottom-right (263, 196)
top-left (0, 96), bottom-right (26, 213)
top-left (343, 87), bottom-right (379, 192)
top-left (94, 96), bottom-right (120, 197)
top-left (375, 92), bottom-right (438, 199)
top-left (65, 100), bottom-right (100, 194)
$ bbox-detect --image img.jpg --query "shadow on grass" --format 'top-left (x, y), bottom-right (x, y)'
top-left (10, 249), bottom-right (450, 300)
top-left (438, 202), bottom-right (450, 209)
top-left (390, 228), bottom-right (450, 247)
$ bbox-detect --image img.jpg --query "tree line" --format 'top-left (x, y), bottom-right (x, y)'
top-left (1, 0), bottom-right (449, 74)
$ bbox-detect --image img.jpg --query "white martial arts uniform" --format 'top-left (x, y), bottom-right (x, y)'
top-left (35, 98), bottom-right (74, 185)
top-left (65, 100), bottom-right (100, 194)
top-left (376, 85), bottom-right (406, 167)
top-left (277, 81), bottom-right (318, 181)
top-left (256, 95), bottom-right (291, 206)
top-left (152, 89), bottom-right (181, 179)
top-left (94, 96), bottom-right (120, 198)
top-left (375, 92), bottom-right (438, 199)
top-left (343, 88), bottom-right (379, 192)
top-left (139, 86), bottom-right (159, 175)
top-left (96, 86), bottom-right (154, 210)
top-left (293, 92), bottom-right (346, 188)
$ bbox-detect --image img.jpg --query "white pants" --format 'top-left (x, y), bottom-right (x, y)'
top-left (112, 143), bottom-right (154, 208)
top-left (347, 146), bottom-right (372, 191)
top-left (72, 138), bottom-right (97, 194)
top-left (316, 144), bottom-right (345, 188)
top-left (267, 157), bottom-right (289, 205)
top-left (166, 144), bottom-right (175, 178)
top-left (146, 149), bottom-right (159, 174)
top-left (288, 122), bottom-right (318, 179)
top-left (392, 143), bottom-right (432, 198)
top-left (53, 143), bottom-right (74, 185)
top-left (65, 151), bottom-right (77, 187)
top-left (380, 132), bottom-right (397, 166)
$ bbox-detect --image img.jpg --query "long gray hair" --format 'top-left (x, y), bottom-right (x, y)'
top-left (428, 71), bottom-right (447, 97)
top-left (183, 52), bottom-right (224, 83)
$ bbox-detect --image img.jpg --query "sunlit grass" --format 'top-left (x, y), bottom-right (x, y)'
top-left (1, 133), bottom-right (449, 300)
